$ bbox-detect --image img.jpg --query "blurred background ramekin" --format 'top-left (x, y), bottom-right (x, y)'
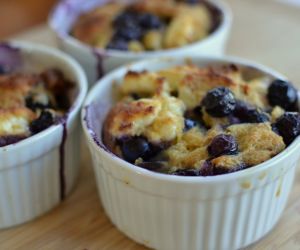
top-left (0, 41), bottom-right (87, 228)
top-left (49, 0), bottom-right (232, 84)
top-left (82, 56), bottom-right (300, 250)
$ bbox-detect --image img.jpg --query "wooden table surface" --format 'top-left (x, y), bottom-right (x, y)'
top-left (0, 0), bottom-right (57, 39)
top-left (1, 0), bottom-right (300, 249)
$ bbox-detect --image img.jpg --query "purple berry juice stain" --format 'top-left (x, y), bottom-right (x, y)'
top-left (92, 49), bottom-right (109, 80)
top-left (59, 116), bottom-right (68, 200)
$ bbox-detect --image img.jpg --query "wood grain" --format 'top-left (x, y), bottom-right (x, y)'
top-left (0, 0), bottom-right (57, 39)
top-left (1, 0), bottom-right (300, 249)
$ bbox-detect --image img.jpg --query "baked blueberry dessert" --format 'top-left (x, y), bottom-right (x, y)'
top-left (71, 0), bottom-right (221, 51)
top-left (102, 64), bottom-right (300, 176)
top-left (0, 67), bottom-right (73, 147)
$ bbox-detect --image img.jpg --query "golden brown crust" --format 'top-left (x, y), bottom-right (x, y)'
top-left (163, 5), bottom-right (211, 48)
top-left (103, 95), bottom-right (185, 145)
top-left (120, 70), bottom-right (169, 96)
top-left (104, 99), bottom-right (161, 138)
top-left (165, 126), bottom-right (221, 168)
top-left (227, 123), bottom-right (285, 166)
top-left (211, 155), bottom-right (243, 171)
top-left (72, 3), bottom-right (124, 46)
top-left (0, 73), bottom-right (40, 108)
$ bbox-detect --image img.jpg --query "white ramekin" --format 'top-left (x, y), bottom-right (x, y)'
top-left (49, 0), bottom-right (232, 84)
top-left (0, 41), bottom-right (87, 228)
top-left (82, 56), bottom-right (300, 250)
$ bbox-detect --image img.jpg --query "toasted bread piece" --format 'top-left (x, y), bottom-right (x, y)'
top-left (227, 123), bottom-right (285, 166)
top-left (72, 3), bottom-right (124, 47)
top-left (103, 94), bottom-right (185, 145)
top-left (0, 73), bottom-right (40, 108)
top-left (0, 108), bottom-right (36, 136)
top-left (163, 5), bottom-right (211, 48)
top-left (120, 71), bottom-right (169, 96)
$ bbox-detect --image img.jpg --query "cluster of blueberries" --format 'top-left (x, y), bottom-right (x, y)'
top-left (117, 79), bottom-right (300, 176)
top-left (28, 110), bottom-right (55, 135)
top-left (106, 0), bottom-right (200, 51)
top-left (26, 95), bottom-right (56, 135)
top-left (107, 11), bottom-right (163, 51)
top-left (199, 79), bottom-right (300, 146)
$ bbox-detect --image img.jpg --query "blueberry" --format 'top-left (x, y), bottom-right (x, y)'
top-left (185, 0), bottom-right (199, 4)
top-left (199, 160), bottom-right (244, 176)
top-left (184, 119), bottom-right (197, 131)
top-left (139, 13), bottom-right (162, 30)
top-left (207, 134), bottom-right (238, 158)
top-left (202, 87), bottom-right (236, 117)
top-left (192, 106), bottom-right (205, 122)
top-left (176, 0), bottom-right (199, 4)
top-left (113, 11), bottom-right (137, 28)
top-left (267, 79), bottom-right (298, 111)
top-left (243, 109), bottom-right (269, 123)
top-left (271, 123), bottom-right (280, 135)
top-left (185, 109), bottom-right (208, 130)
top-left (228, 115), bottom-right (241, 125)
top-left (233, 100), bottom-right (269, 123)
top-left (119, 136), bottom-right (155, 163)
top-left (233, 100), bottom-right (252, 119)
top-left (273, 112), bottom-right (300, 145)
top-left (106, 39), bottom-right (128, 51)
top-left (29, 110), bottom-right (54, 134)
top-left (172, 168), bottom-right (201, 176)
top-left (114, 22), bottom-right (143, 41)
top-left (199, 161), bottom-right (214, 176)
top-left (112, 11), bottom-right (144, 41)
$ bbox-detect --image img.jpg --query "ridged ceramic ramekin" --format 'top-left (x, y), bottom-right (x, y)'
top-left (49, 0), bottom-right (232, 83)
top-left (82, 56), bottom-right (300, 250)
top-left (0, 41), bottom-right (87, 228)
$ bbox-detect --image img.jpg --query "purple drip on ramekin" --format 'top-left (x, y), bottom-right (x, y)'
top-left (92, 49), bottom-right (110, 80)
top-left (59, 119), bottom-right (67, 200)
top-left (57, 114), bottom-right (70, 201)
